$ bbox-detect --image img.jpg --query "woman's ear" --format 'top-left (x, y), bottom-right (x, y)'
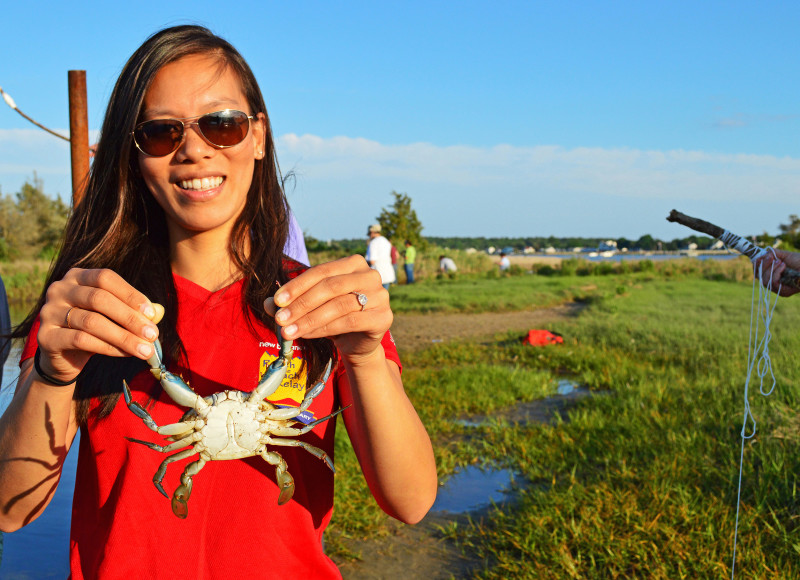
top-left (253, 112), bottom-right (267, 160)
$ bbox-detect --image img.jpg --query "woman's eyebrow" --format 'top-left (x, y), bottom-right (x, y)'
top-left (141, 98), bottom-right (242, 119)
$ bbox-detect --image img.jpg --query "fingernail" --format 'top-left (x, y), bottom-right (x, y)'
top-left (275, 309), bottom-right (289, 323)
top-left (144, 326), bottom-right (157, 340)
top-left (284, 324), bottom-right (298, 337)
top-left (137, 343), bottom-right (153, 358)
top-left (142, 304), bottom-right (155, 319)
top-left (275, 292), bottom-right (289, 306)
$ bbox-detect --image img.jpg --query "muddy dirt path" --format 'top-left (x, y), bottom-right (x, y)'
top-left (331, 302), bottom-right (585, 579)
top-left (389, 302), bottom-right (584, 352)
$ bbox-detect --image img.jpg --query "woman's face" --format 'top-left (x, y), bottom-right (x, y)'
top-left (137, 54), bottom-right (266, 245)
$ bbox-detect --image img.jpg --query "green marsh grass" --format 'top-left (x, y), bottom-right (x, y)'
top-left (5, 257), bottom-right (796, 575)
top-left (0, 260), bottom-right (50, 306)
top-left (386, 274), bottom-right (594, 314)
top-left (328, 259), bottom-right (800, 578)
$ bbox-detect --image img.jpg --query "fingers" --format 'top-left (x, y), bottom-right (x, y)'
top-left (754, 255), bottom-right (799, 297)
top-left (273, 255), bottom-right (368, 308)
top-left (37, 269), bottom-right (161, 380)
top-left (264, 255), bottom-right (391, 341)
top-left (51, 306), bottom-right (157, 359)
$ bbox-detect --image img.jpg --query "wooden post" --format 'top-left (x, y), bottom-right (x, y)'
top-left (68, 70), bottom-right (89, 207)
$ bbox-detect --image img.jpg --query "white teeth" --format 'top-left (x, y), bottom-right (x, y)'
top-left (179, 176), bottom-right (224, 190)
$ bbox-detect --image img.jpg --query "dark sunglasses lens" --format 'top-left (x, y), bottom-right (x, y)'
top-left (135, 121), bottom-right (183, 156)
top-left (198, 111), bottom-right (250, 146)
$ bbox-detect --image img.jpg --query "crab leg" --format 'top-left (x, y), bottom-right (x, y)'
top-left (122, 381), bottom-right (201, 436)
top-left (267, 437), bottom-right (335, 472)
top-left (260, 360), bottom-right (334, 421)
top-left (137, 448), bottom-right (197, 499)
top-left (249, 334), bottom-right (294, 402)
top-left (264, 405), bottom-right (349, 434)
top-left (126, 432), bottom-right (200, 454)
top-left (260, 449), bottom-right (294, 504)
top-left (143, 337), bottom-right (209, 411)
top-left (172, 456), bottom-right (208, 519)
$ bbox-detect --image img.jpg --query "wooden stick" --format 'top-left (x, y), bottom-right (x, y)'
top-left (666, 209), bottom-right (800, 290)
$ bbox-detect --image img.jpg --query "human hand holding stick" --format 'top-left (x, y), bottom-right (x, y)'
top-left (666, 209), bottom-right (800, 294)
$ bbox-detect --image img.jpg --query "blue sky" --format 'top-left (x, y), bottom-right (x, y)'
top-left (1, 1), bottom-right (799, 241)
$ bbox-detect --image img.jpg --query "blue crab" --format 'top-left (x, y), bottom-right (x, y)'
top-left (123, 306), bottom-right (342, 519)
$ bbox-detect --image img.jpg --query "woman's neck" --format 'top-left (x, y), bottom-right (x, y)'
top-left (168, 228), bottom-right (246, 292)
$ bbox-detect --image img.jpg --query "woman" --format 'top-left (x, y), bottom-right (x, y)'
top-left (0, 25), bottom-right (436, 578)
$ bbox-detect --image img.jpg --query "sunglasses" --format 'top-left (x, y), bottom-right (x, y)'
top-left (132, 109), bottom-right (255, 157)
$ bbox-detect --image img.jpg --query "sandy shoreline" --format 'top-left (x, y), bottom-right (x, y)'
top-left (505, 252), bottom-right (730, 268)
top-left (507, 254), bottom-right (563, 267)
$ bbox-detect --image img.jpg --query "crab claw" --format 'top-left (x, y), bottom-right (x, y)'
top-left (172, 481), bottom-right (192, 519)
top-left (146, 338), bottom-right (165, 379)
top-left (249, 336), bottom-right (294, 402)
top-left (276, 470), bottom-right (295, 505)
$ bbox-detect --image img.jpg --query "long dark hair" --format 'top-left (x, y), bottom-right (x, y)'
top-left (14, 25), bottom-right (334, 424)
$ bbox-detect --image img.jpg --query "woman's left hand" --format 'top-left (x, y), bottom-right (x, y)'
top-left (263, 255), bottom-right (393, 360)
top-left (753, 249), bottom-right (800, 297)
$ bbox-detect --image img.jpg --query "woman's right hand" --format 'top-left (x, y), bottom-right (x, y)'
top-left (34, 268), bottom-right (160, 385)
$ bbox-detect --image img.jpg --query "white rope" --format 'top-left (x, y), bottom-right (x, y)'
top-left (730, 249), bottom-right (779, 579)
top-left (0, 85), bottom-right (71, 142)
top-left (719, 230), bottom-right (769, 261)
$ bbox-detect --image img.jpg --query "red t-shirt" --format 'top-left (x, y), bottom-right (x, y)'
top-left (21, 273), bottom-right (401, 579)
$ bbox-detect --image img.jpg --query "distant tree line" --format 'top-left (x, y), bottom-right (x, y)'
top-left (308, 231), bottom-right (790, 256)
top-left (0, 181), bottom-right (793, 263)
top-left (304, 190), bottom-right (798, 255)
top-left (0, 176), bottom-right (70, 261)
top-left (307, 234), bottom-right (733, 254)
top-left (412, 233), bottom-right (784, 252)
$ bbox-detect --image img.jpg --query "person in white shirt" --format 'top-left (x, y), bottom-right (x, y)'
top-left (439, 255), bottom-right (458, 273)
top-left (499, 252), bottom-right (511, 271)
top-left (365, 224), bottom-right (396, 288)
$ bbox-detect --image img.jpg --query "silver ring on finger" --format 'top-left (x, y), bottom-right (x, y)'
top-left (65, 307), bottom-right (75, 329)
top-left (350, 291), bottom-right (368, 311)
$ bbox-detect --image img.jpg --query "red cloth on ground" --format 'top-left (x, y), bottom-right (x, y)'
top-left (522, 329), bottom-right (563, 346)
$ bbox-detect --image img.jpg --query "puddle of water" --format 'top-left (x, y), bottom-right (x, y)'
top-left (454, 418), bottom-right (485, 428)
top-left (556, 379), bottom-right (577, 396)
top-left (454, 378), bottom-right (591, 428)
top-left (431, 465), bottom-right (519, 514)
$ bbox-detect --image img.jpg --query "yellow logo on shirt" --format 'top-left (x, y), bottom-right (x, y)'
top-left (258, 351), bottom-right (307, 405)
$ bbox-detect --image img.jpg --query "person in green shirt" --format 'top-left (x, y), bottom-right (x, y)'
top-left (404, 240), bottom-right (416, 284)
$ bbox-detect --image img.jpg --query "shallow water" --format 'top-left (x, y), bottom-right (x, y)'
top-left (455, 378), bottom-right (591, 428)
top-left (556, 379), bottom-right (577, 396)
top-left (0, 347), bottom-right (76, 579)
top-left (431, 465), bottom-right (520, 514)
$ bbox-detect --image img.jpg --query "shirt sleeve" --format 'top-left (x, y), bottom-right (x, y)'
top-left (380, 330), bottom-right (402, 372)
top-left (333, 330), bottom-right (402, 384)
top-left (20, 317), bottom-right (40, 365)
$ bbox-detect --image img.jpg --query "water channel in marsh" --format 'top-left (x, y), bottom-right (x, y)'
top-left (0, 346), bottom-right (77, 579)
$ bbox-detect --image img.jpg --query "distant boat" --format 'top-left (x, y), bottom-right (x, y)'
top-left (586, 249), bottom-right (616, 258)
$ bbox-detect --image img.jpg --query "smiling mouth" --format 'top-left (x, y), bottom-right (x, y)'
top-left (178, 176), bottom-right (225, 191)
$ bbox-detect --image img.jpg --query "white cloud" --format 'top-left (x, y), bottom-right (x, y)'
top-left (275, 134), bottom-right (800, 238)
top-left (2, 128), bottom-right (798, 239)
top-left (278, 133), bottom-right (800, 203)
